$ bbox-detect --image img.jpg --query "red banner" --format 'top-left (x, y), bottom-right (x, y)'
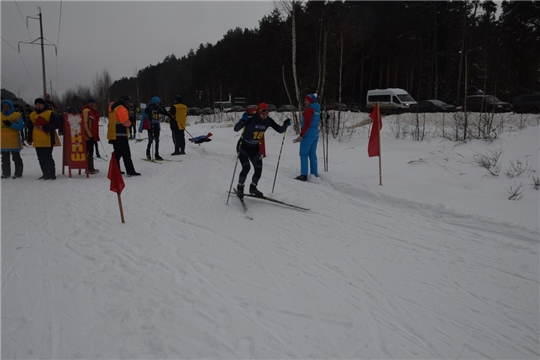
top-left (62, 113), bottom-right (89, 177)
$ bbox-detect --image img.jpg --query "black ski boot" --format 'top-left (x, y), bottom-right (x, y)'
top-left (155, 154), bottom-right (163, 161)
top-left (249, 183), bottom-right (264, 197)
top-left (236, 183), bottom-right (245, 199)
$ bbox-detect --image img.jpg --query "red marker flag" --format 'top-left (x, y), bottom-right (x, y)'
top-left (107, 152), bottom-right (125, 194)
top-left (368, 102), bottom-right (382, 157)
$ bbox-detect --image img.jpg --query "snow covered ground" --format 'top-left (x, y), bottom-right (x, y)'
top-left (2, 111), bottom-right (539, 359)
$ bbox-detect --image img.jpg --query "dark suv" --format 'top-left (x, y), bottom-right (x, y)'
top-left (466, 95), bottom-right (512, 113)
top-left (511, 94), bottom-right (540, 114)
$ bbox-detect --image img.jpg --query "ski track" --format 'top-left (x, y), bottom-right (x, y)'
top-left (1, 124), bottom-right (538, 359)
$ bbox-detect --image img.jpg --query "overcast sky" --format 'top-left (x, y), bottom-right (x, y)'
top-left (1, 1), bottom-right (276, 103)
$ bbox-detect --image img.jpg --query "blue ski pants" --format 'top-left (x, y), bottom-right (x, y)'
top-left (299, 136), bottom-right (319, 176)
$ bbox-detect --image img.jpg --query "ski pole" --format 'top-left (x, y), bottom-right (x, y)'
top-left (226, 153), bottom-right (240, 205)
top-left (271, 129), bottom-right (287, 193)
top-left (161, 107), bottom-right (195, 138)
top-left (99, 138), bottom-right (108, 158)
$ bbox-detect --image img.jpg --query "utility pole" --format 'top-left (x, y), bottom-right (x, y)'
top-left (18, 7), bottom-right (57, 98)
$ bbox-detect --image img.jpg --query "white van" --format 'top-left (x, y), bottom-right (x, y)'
top-left (213, 101), bottom-right (233, 113)
top-left (366, 88), bottom-right (417, 114)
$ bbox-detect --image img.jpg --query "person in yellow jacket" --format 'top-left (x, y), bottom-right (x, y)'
top-left (27, 98), bottom-right (61, 180)
top-left (1, 100), bottom-right (24, 178)
top-left (169, 95), bottom-right (188, 155)
top-left (107, 95), bottom-right (140, 176)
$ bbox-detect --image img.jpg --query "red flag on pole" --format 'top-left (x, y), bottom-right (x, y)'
top-left (107, 152), bottom-right (125, 194)
top-left (368, 102), bottom-right (382, 157)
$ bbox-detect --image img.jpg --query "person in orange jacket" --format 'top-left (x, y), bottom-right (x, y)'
top-left (107, 95), bottom-right (140, 176)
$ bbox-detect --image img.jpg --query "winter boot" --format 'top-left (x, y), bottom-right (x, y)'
top-left (236, 183), bottom-right (245, 199)
top-left (146, 151), bottom-right (151, 160)
top-left (13, 160), bottom-right (23, 178)
top-left (295, 175), bottom-right (308, 182)
top-left (249, 183), bottom-right (264, 197)
top-left (155, 154), bottom-right (163, 161)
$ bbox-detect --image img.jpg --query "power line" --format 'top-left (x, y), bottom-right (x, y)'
top-left (1, 37), bottom-right (40, 94)
top-left (57, 1), bottom-right (62, 48)
top-left (15, 1), bottom-right (41, 77)
top-left (55, 0), bottom-right (62, 98)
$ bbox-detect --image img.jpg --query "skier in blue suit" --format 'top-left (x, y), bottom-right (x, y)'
top-left (294, 93), bottom-right (320, 181)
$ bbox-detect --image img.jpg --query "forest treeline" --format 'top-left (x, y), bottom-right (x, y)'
top-left (89, 1), bottom-right (540, 112)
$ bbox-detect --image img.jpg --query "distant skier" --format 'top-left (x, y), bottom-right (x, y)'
top-left (127, 99), bottom-right (137, 140)
top-left (233, 102), bottom-right (291, 198)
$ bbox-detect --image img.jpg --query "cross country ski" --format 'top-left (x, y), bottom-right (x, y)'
top-left (232, 189), bottom-right (253, 220)
top-left (230, 190), bottom-right (309, 211)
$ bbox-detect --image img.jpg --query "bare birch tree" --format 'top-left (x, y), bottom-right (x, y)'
top-left (92, 69), bottom-right (112, 115)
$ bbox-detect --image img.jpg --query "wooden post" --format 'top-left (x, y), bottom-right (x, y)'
top-left (117, 193), bottom-right (125, 223)
top-left (378, 106), bottom-right (382, 186)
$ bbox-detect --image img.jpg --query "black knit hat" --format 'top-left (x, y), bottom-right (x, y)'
top-left (175, 95), bottom-right (182, 103)
top-left (34, 98), bottom-right (46, 105)
top-left (120, 95), bottom-right (130, 102)
top-left (88, 97), bottom-right (96, 103)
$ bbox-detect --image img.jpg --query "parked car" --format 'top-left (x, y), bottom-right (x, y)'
top-left (277, 105), bottom-right (297, 112)
top-left (348, 104), bottom-right (364, 113)
top-left (227, 106), bottom-right (246, 112)
top-left (326, 103), bottom-right (349, 111)
top-left (466, 95), bottom-right (512, 113)
top-left (410, 100), bottom-right (456, 113)
top-left (187, 107), bottom-right (202, 116)
top-left (201, 108), bottom-right (214, 115)
top-left (266, 104), bottom-right (277, 112)
top-left (511, 94), bottom-right (540, 114)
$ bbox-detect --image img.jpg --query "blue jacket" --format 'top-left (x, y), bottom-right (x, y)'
top-left (1, 100), bottom-right (24, 152)
top-left (1, 100), bottom-right (24, 131)
top-left (139, 97), bottom-right (163, 132)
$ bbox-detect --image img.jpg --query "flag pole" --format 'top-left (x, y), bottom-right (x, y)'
top-left (117, 193), bottom-right (125, 223)
top-left (378, 103), bottom-right (382, 186)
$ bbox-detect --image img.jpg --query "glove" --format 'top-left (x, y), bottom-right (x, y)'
top-left (3, 120), bottom-right (12, 127)
top-left (240, 112), bottom-right (249, 121)
top-left (284, 118), bottom-right (291, 127)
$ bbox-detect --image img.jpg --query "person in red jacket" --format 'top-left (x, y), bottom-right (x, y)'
top-left (81, 97), bottom-right (100, 174)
